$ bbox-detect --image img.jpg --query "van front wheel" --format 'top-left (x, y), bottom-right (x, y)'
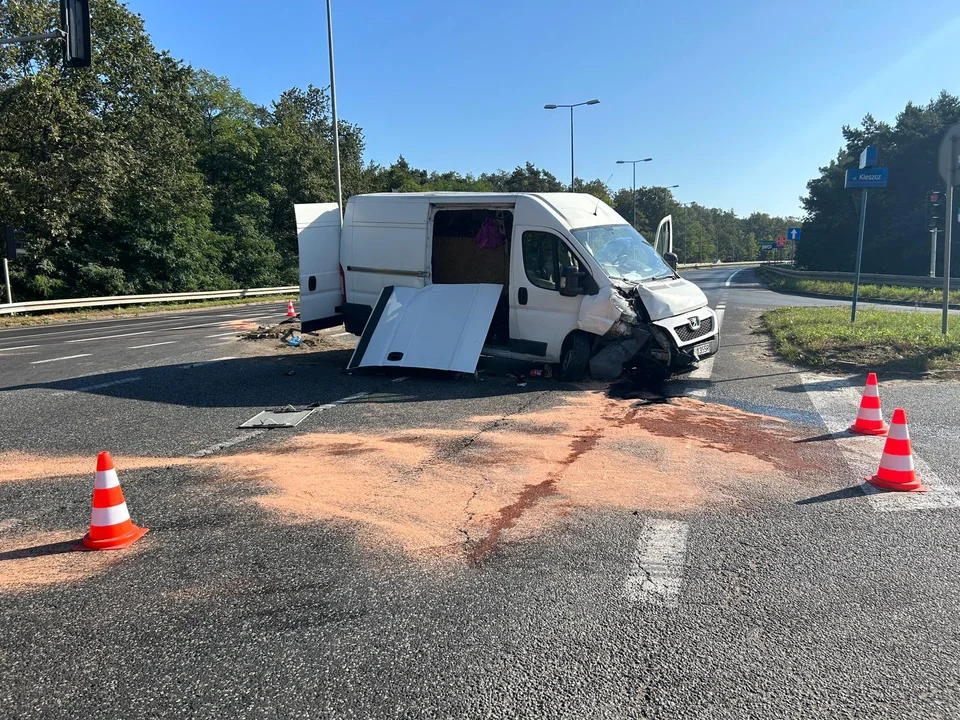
top-left (559, 332), bottom-right (591, 381)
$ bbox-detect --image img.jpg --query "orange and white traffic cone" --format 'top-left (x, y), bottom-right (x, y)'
top-left (850, 372), bottom-right (889, 436)
top-left (286, 300), bottom-right (296, 318)
top-left (866, 408), bottom-right (927, 492)
top-left (75, 452), bottom-right (149, 551)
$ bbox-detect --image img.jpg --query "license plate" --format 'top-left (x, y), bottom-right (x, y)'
top-left (693, 342), bottom-right (711, 358)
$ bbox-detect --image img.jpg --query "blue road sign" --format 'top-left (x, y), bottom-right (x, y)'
top-left (787, 227), bottom-right (801, 241)
top-left (859, 146), bottom-right (878, 169)
top-left (844, 167), bottom-right (888, 189)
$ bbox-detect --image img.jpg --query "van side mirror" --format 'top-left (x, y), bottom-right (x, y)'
top-left (559, 265), bottom-right (586, 297)
top-left (664, 252), bottom-right (678, 271)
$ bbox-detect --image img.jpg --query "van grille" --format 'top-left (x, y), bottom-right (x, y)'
top-left (674, 316), bottom-right (714, 343)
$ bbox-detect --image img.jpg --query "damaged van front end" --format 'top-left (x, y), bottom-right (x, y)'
top-left (580, 282), bottom-right (719, 381)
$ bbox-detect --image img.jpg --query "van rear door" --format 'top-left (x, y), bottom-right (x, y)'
top-left (295, 203), bottom-right (342, 332)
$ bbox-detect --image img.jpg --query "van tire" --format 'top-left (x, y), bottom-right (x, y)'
top-left (559, 332), bottom-right (591, 381)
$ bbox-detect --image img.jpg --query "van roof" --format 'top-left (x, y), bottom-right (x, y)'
top-left (351, 192), bottom-right (625, 229)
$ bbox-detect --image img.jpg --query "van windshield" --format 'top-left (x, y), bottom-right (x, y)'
top-left (571, 224), bottom-right (674, 282)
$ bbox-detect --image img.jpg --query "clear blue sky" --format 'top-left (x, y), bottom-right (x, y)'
top-left (128, 0), bottom-right (959, 218)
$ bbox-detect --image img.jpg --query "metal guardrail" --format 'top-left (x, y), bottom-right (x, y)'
top-left (677, 260), bottom-right (790, 269)
top-left (761, 265), bottom-right (957, 289)
top-left (0, 286), bottom-right (298, 316)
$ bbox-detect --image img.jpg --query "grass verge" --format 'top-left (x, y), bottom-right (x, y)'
top-left (0, 294), bottom-right (295, 329)
top-left (755, 266), bottom-right (960, 306)
top-left (762, 306), bottom-right (960, 373)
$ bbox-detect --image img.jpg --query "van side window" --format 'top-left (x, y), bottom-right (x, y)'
top-left (522, 231), bottom-right (580, 292)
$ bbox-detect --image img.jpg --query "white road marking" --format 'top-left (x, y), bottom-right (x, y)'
top-left (391, 376), bottom-right (410, 383)
top-left (687, 306), bottom-right (726, 397)
top-left (51, 376), bottom-right (141, 397)
top-left (0, 306), bottom-right (288, 343)
top-left (724, 267), bottom-right (748, 287)
top-left (168, 316), bottom-right (274, 331)
top-left (186, 391), bottom-right (371, 458)
top-left (626, 519), bottom-right (690, 608)
top-left (30, 353), bottom-right (92, 364)
top-left (188, 430), bottom-right (267, 458)
top-left (800, 372), bottom-right (960, 511)
top-left (0, 344), bottom-right (39, 351)
top-left (177, 356), bottom-right (237, 369)
top-left (0, 518), bottom-right (22, 532)
top-left (205, 331), bottom-right (243, 338)
top-left (127, 341), bottom-right (177, 349)
top-left (66, 330), bottom-right (153, 344)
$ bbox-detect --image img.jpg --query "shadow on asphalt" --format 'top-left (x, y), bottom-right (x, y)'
top-left (777, 376), bottom-right (857, 394)
top-left (795, 486), bottom-right (864, 505)
top-left (0, 348), bottom-right (582, 409)
top-left (0, 540), bottom-right (75, 561)
top-left (794, 431), bottom-right (852, 443)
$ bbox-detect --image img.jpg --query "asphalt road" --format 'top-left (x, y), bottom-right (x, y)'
top-left (2, 271), bottom-right (960, 719)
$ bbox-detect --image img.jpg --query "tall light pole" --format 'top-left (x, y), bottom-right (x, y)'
top-left (616, 158), bottom-right (653, 228)
top-left (325, 0), bottom-right (343, 218)
top-left (544, 99), bottom-right (599, 190)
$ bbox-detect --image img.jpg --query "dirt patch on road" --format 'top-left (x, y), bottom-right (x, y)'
top-left (0, 529), bottom-right (148, 593)
top-left (0, 391), bottom-right (819, 568)
top-left (212, 391), bottom-right (808, 562)
top-left (0, 452), bottom-right (190, 484)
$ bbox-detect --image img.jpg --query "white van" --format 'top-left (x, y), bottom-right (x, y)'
top-left (295, 192), bottom-right (718, 380)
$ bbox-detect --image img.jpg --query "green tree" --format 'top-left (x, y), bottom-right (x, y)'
top-left (798, 92), bottom-right (960, 274)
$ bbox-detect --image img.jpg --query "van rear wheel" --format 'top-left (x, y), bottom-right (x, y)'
top-left (559, 332), bottom-right (591, 381)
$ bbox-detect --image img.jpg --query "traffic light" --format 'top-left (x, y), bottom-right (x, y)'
top-left (5, 226), bottom-right (25, 262)
top-left (60, 0), bottom-right (91, 68)
top-left (926, 190), bottom-right (944, 230)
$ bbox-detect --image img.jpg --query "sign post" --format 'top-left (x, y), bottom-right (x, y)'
top-left (931, 228), bottom-right (939, 278)
top-left (2, 258), bottom-right (10, 305)
top-left (844, 147), bottom-right (888, 322)
top-left (938, 122), bottom-right (960, 335)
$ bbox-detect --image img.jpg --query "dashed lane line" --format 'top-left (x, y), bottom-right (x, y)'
top-left (30, 354), bottom-right (92, 365)
top-left (66, 330), bottom-right (153, 344)
top-left (186, 391), bottom-right (371, 458)
top-left (687, 292), bottom-right (727, 398)
top-left (177, 356), bottom-right (238, 370)
top-left (724, 267), bottom-right (748, 287)
top-left (127, 341), bottom-right (178, 349)
top-left (187, 430), bottom-right (268, 458)
top-left (0, 307), bottom-right (285, 343)
top-left (800, 372), bottom-right (960, 511)
top-left (1, 345), bottom-right (39, 351)
top-left (51, 376), bottom-right (141, 397)
top-left (626, 519), bottom-right (690, 609)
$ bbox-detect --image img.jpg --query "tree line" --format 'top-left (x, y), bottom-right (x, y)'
top-left (0, 0), bottom-right (794, 302)
top-left (797, 91), bottom-right (960, 275)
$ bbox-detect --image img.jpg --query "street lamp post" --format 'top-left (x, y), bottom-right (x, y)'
top-left (544, 99), bottom-right (599, 190)
top-left (325, 0), bottom-right (343, 218)
top-left (616, 158), bottom-right (653, 228)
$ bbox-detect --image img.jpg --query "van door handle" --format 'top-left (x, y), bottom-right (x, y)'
top-left (518, 287), bottom-right (528, 305)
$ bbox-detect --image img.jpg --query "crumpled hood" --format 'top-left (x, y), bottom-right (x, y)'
top-left (632, 278), bottom-right (708, 321)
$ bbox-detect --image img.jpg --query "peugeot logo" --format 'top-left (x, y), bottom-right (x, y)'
top-left (688, 316), bottom-right (701, 331)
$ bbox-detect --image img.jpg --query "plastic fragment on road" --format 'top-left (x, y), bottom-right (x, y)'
top-left (238, 406), bottom-right (316, 428)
